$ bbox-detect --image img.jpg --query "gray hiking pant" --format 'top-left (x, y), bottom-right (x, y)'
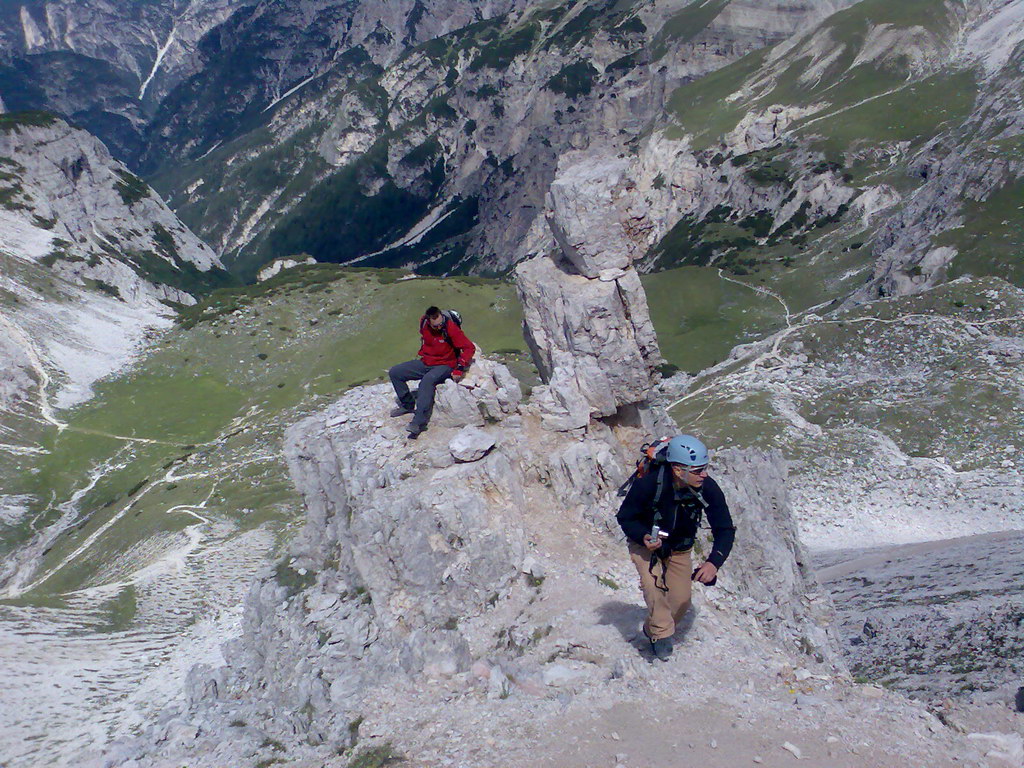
top-left (388, 359), bottom-right (453, 430)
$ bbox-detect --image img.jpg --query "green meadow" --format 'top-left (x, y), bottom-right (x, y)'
top-left (1, 266), bottom-right (527, 596)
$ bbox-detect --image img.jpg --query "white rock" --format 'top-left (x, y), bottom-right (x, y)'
top-left (966, 732), bottom-right (1024, 765)
top-left (857, 684), bottom-right (885, 699)
top-left (781, 741), bottom-right (802, 759)
top-left (487, 667), bottom-right (513, 700)
top-left (542, 664), bottom-right (582, 687)
top-left (449, 426), bottom-right (496, 462)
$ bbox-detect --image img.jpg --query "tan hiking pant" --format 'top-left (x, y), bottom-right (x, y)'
top-left (628, 541), bottom-right (693, 641)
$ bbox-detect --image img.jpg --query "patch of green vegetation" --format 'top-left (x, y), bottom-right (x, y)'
top-left (546, 61), bottom-right (600, 98)
top-left (606, 50), bottom-right (643, 74)
top-left (32, 214), bottom-right (57, 229)
top-left (642, 266), bottom-right (785, 374)
top-left (125, 248), bottom-right (235, 298)
top-left (468, 22), bottom-right (539, 71)
top-left (0, 110), bottom-right (58, 131)
top-left (545, 0), bottom-right (636, 51)
top-left (86, 278), bottom-right (122, 300)
top-left (935, 178), bottom-right (1024, 288)
top-left (666, 48), bottom-right (770, 149)
top-left (94, 584), bottom-right (138, 632)
top-left (114, 169), bottom-right (151, 206)
top-left (425, 96), bottom-right (457, 122)
top-left (797, 70), bottom-right (978, 156)
top-left (361, 195), bottom-right (480, 276)
top-left (0, 177), bottom-right (30, 211)
top-left (401, 135), bottom-right (441, 167)
top-left (38, 238), bottom-right (74, 267)
top-left (825, 0), bottom-right (958, 41)
top-left (274, 562), bottom-right (317, 598)
top-left (150, 223), bottom-right (180, 261)
top-left (251, 138), bottom-right (445, 279)
top-left (348, 715), bottom-right (364, 744)
top-left (347, 742), bottom-right (404, 768)
top-left (648, 205), bottom-right (782, 271)
top-left (745, 160), bottom-right (792, 187)
top-left (611, 15), bottom-right (647, 39)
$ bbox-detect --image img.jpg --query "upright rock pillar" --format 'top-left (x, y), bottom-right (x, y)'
top-left (515, 152), bottom-right (663, 431)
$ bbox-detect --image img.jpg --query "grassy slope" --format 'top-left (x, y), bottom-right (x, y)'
top-left (651, 0), bottom-right (997, 371)
top-left (667, 276), bottom-right (1024, 471)
top-left (1, 267), bottom-right (526, 597)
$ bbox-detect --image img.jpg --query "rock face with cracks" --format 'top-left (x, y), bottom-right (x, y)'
top-left (515, 151), bottom-right (663, 432)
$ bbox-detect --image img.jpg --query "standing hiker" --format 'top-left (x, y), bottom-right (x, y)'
top-left (388, 306), bottom-right (475, 439)
top-left (616, 434), bottom-right (736, 661)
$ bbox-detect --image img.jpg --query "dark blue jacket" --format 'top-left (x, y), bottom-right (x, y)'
top-left (616, 468), bottom-right (736, 569)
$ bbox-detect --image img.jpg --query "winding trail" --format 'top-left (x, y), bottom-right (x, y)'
top-left (667, 271), bottom-right (1024, 414)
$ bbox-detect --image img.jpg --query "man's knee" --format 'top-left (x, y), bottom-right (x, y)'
top-left (423, 365), bottom-right (451, 384)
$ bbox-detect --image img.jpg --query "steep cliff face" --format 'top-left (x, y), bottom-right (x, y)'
top-left (138, 0), bottom-right (859, 278)
top-left (6, 0), bottom-right (1024, 301)
top-left (0, 0), bottom-right (247, 159)
top-left (626, 0), bottom-right (1024, 303)
top-left (0, 112), bottom-right (224, 418)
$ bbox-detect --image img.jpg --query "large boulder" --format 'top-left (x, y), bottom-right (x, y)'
top-left (515, 255), bottom-right (662, 431)
top-left (545, 154), bottom-right (635, 278)
top-left (432, 357), bottom-right (522, 427)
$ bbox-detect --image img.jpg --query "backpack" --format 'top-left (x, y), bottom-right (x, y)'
top-left (420, 309), bottom-right (463, 348)
top-left (616, 436), bottom-right (673, 500)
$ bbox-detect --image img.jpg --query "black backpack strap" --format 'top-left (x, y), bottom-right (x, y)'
top-left (648, 552), bottom-right (670, 592)
top-left (651, 462), bottom-right (670, 529)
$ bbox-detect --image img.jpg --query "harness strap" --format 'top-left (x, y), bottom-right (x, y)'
top-left (648, 552), bottom-right (670, 592)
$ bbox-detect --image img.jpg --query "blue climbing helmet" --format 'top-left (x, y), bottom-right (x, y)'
top-left (665, 434), bottom-right (708, 467)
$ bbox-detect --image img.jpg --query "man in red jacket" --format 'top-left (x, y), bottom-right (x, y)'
top-left (388, 306), bottom-right (475, 439)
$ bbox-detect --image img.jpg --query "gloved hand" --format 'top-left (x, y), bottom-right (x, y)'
top-left (451, 368), bottom-right (465, 382)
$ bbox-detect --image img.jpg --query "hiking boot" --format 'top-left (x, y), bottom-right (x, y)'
top-left (406, 424), bottom-right (424, 440)
top-left (651, 636), bottom-right (673, 661)
top-left (390, 404), bottom-right (415, 417)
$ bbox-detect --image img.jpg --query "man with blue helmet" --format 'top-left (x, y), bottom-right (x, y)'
top-left (616, 434), bottom-right (736, 661)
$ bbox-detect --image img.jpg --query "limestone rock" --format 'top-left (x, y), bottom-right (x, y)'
top-left (448, 426), bottom-right (496, 463)
top-left (515, 256), bottom-right (661, 430)
top-left (487, 666), bottom-right (513, 700)
top-left (399, 629), bottom-right (471, 680)
top-left (432, 358), bottom-right (522, 428)
top-left (545, 155), bottom-right (634, 277)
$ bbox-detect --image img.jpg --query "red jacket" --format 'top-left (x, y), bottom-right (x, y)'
top-left (418, 316), bottom-right (475, 368)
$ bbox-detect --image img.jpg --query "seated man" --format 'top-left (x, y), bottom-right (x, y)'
top-left (616, 434), bottom-right (736, 661)
top-left (388, 306), bottom-right (475, 439)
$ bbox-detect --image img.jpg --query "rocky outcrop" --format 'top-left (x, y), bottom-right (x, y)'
top-left (97, 347), bottom-right (859, 767)
top-left (431, 358), bottom-right (522, 427)
top-left (0, 116), bottom-right (221, 300)
top-left (0, 115), bottom-right (223, 418)
top-left (0, 330), bottom-right (35, 413)
top-left (515, 151), bottom-right (664, 432)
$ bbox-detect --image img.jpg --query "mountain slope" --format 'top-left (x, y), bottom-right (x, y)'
top-left (0, 265), bottom-right (528, 765)
top-left (0, 112), bottom-right (229, 556)
top-left (143, 0), bottom-right (858, 278)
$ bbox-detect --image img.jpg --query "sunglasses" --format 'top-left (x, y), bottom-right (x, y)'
top-left (672, 464), bottom-right (709, 474)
